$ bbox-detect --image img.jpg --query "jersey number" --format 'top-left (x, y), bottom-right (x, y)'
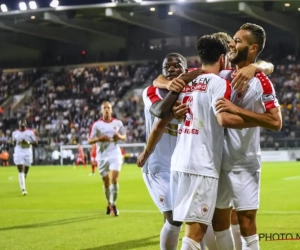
top-left (182, 95), bottom-right (193, 127)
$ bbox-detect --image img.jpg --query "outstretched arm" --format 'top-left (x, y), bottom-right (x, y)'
top-left (150, 70), bottom-right (205, 119)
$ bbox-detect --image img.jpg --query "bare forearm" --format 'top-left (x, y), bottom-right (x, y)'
top-left (253, 61), bottom-right (274, 75)
top-left (150, 92), bottom-right (180, 119)
top-left (218, 112), bottom-right (257, 129)
top-left (236, 108), bottom-right (281, 131)
top-left (153, 75), bottom-right (169, 89)
top-left (119, 135), bottom-right (126, 141)
top-left (179, 69), bottom-right (205, 84)
top-left (88, 138), bottom-right (98, 145)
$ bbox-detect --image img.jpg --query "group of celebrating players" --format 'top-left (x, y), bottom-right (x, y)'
top-left (137, 23), bottom-right (282, 250)
top-left (11, 21), bottom-right (282, 250)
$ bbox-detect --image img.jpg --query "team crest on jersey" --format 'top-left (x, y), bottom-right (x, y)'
top-left (201, 204), bottom-right (209, 216)
top-left (159, 195), bottom-right (165, 205)
top-left (235, 85), bottom-right (249, 102)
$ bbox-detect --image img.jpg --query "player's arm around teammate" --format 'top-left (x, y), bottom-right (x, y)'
top-left (215, 97), bottom-right (282, 131)
top-left (150, 70), bottom-right (205, 119)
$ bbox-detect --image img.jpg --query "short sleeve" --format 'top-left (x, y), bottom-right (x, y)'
top-left (142, 86), bottom-right (163, 111)
top-left (118, 120), bottom-right (126, 135)
top-left (30, 131), bottom-right (37, 142)
top-left (89, 123), bottom-right (97, 139)
top-left (256, 72), bottom-right (280, 111)
top-left (211, 79), bottom-right (232, 115)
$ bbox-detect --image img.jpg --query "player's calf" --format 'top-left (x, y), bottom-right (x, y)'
top-left (237, 210), bottom-right (259, 250)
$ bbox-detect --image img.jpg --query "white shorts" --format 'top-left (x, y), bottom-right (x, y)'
top-left (143, 172), bottom-right (172, 213)
top-left (14, 154), bottom-right (31, 166)
top-left (91, 157), bottom-right (96, 163)
top-left (97, 159), bottom-right (122, 177)
top-left (171, 171), bottom-right (218, 225)
top-left (216, 169), bottom-right (261, 211)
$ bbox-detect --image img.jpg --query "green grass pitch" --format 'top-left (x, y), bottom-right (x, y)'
top-left (1, 162), bottom-right (300, 250)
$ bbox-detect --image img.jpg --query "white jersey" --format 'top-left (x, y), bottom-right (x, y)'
top-left (171, 73), bottom-right (232, 178)
top-left (220, 70), bottom-right (280, 171)
top-left (12, 129), bottom-right (36, 156)
top-left (89, 119), bottom-right (125, 161)
top-left (142, 86), bottom-right (179, 174)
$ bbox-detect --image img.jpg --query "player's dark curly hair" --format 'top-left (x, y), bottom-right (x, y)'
top-left (165, 52), bottom-right (187, 68)
top-left (196, 35), bottom-right (228, 65)
top-left (240, 23), bottom-right (266, 54)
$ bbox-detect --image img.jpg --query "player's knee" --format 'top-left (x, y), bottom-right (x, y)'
top-left (212, 207), bottom-right (232, 231)
top-left (237, 210), bottom-right (257, 236)
top-left (164, 211), bottom-right (182, 227)
top-left (111, 177), bottom-right (118, 184)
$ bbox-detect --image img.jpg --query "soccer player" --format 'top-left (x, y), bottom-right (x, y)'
top-left (88, 101), bottom-right (126, 216)
top-left (89, 144), bottom-right (97, 176)
top-left (12, 119), bottom-right (37, 195)
top-left (153, 32), bottom-right (274, 250)
top-left (76, 143), bottom-right (86, 168)
top-left (167, 35), bottom-right (259, 250)
top-left (214, 23), bottom-right (282, 250)
top-left (137, 52), bottom-right (192, 250)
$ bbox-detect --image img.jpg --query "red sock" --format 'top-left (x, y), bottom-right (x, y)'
top-left (92, 165), bottom-right (95, 173)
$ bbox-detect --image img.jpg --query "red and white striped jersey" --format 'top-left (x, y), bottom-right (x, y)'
top-left (220, 70), bottom-right (280, 171)
top-left (142, 86), bottom-right (179, 174)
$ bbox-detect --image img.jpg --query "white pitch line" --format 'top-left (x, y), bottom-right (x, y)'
top-left (283, 175), bottom-right (300, 181)
top-left (0, 209), bottom-right (299, 214)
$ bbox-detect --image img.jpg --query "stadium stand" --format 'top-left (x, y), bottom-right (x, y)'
top-left (0, 54), bottom-right (299, 164)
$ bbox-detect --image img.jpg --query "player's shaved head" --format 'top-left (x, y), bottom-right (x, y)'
top-left (162, 52), bottom-right (187, 80)
top-left (19, 118), bottom-right (27, 129)
top-left (165, 53), bottom-right (187, 69)
top-left (197, 35), bottom-right (228, 65)
top-left (101, 101), bottom-right (113, 120)
top-left (101, 101), bottom-right (112, 108)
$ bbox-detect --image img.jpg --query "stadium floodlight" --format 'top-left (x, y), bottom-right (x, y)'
top-left (50, 0), bottom-right (59, 8)
top-left (19, 2), bottom-right (27, 11)
top-left (29, 1), bottom-right (37, 10)
top-left (0, 4), bottom-right (8, 12)
top-left (168, 11), bottom-right (173, 15)
top-left (178, 0), bottom-right (186, 2)
top-left (134, 0), bottom-right (143, 3)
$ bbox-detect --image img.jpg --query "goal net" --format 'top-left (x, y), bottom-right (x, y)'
top-left (59, 143), bottom-right (146, 166)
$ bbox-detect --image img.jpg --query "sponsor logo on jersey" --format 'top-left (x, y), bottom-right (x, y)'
top-left (159, 195), bottom-right (165, 205)
top-left (182, 78), bottom-right (211, 93)
top-left (201, 204), bottom-right (209, 216)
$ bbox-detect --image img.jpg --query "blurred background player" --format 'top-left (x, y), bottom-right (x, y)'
top-left (89, 144), bottom-right (97, 176)
top-left (76, 143), bottom-right (86, 168)
top-left (88, 101), bottom-right (126, 216)
top-left (12, 119), bottom-right (37, 195)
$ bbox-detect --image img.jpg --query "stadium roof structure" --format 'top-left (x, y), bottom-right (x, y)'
top-left (0, 0), bottom-right (298, 51)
